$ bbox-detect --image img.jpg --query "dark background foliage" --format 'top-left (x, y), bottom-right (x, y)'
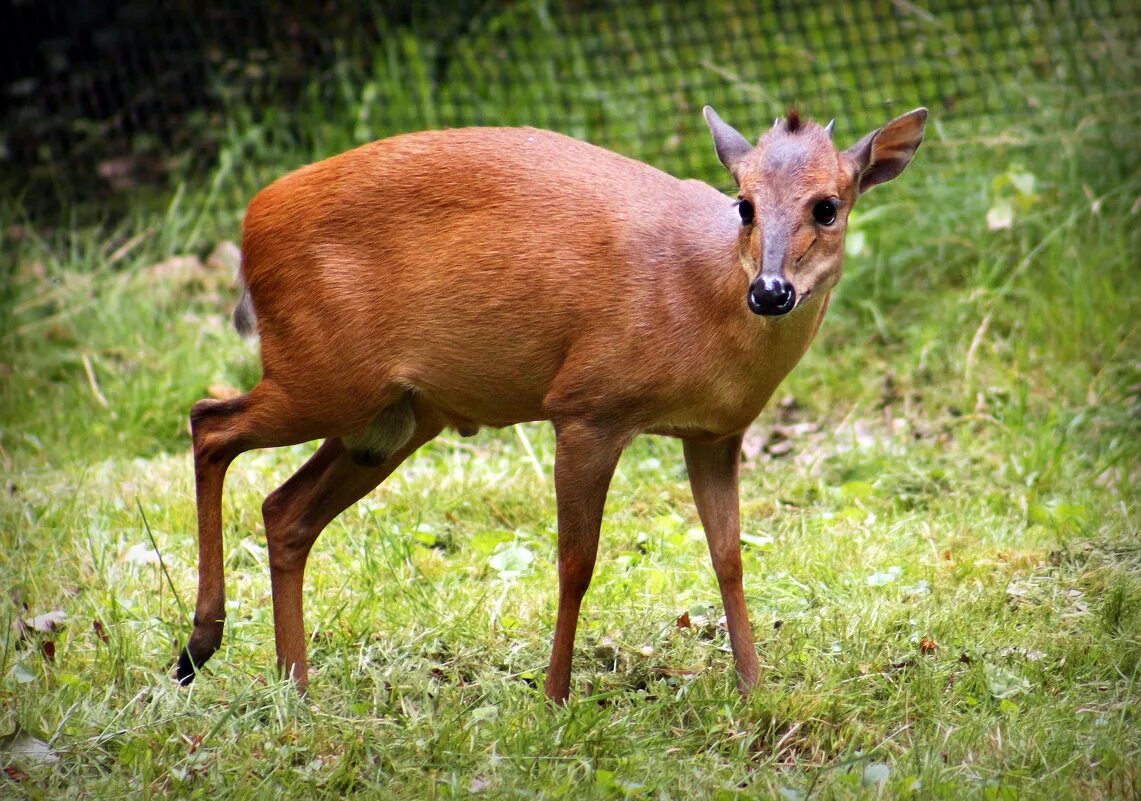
top-left (3, 0), bottom-right (1136, 218)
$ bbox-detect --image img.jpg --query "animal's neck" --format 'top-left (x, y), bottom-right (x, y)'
top-left (669, 185), bottom-right (834, 373)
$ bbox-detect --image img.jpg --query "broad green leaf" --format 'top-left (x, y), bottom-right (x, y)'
top-left (986, 664), bottom-right (1031, 699)
top-left (489, 543), bottom-right (535, 580)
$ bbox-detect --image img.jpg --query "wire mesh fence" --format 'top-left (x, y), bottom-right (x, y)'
top-left (3, 0), bottom-right (1137, 200)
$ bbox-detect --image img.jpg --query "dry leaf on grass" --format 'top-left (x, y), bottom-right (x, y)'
top-left (16, 609), bottom-right (67, 639)
top-left (0, 727), bottom-right (59, 764)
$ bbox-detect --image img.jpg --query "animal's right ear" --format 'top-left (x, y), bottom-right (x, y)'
top-left (704, 105), bottom-right (753, 184)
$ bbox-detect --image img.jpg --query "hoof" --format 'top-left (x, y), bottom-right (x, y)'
top-left (175, 648), bottom-right (201, 685)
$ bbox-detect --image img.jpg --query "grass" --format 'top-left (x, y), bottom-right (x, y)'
top-left (1, 4), bottom-right (1139, 799)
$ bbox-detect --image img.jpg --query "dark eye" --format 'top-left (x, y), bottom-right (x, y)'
top-left (737, 199), bottom-right (754, 225)
top-left (813, 199), bottom-right (838, 225)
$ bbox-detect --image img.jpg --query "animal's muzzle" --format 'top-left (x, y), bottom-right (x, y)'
top-left (747, 276), bottom-right (796, 317)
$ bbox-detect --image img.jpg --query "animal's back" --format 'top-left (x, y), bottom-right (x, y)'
top-left (238, 127), bottom-right (731, 428)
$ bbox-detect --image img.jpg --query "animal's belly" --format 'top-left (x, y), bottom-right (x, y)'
top-left (398, 337), bottom-right (562, 428)
top-left (642, 398), bottom-right (766, 440)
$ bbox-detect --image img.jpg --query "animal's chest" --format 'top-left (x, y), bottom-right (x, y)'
top-left (645, 292), bottom-right (830, 438)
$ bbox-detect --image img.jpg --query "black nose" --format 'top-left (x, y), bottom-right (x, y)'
top-left (748, 276), bottom-right (796, 317)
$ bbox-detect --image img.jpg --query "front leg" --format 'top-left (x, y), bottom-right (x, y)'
top-left (683, 434), bottom-right (759, 693)
top-left (544, 420), bottom-right (628, 703)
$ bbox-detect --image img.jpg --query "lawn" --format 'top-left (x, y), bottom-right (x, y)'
top-left (1, 6), bottom-right (1138, 800)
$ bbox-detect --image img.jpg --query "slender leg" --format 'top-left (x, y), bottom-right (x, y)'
top-left (683, 433), bottom-right (759, 693)
top-left (262, 418), bottom-right (441, 689)
top-left (177, 399), bottom-right (239, 683)
top-left (544, 420), bottom-right (628, 703)
top-left (176, 379), bottom-right (388, 685)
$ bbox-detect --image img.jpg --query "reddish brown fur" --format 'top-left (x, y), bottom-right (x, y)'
top-left (177, 107), bottom-right (927, 701)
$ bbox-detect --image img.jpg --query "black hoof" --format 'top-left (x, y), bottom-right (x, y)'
top-left (175, 648), bottom-right (202, 685)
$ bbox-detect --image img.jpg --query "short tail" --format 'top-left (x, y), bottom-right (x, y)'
top-left (232, 265), bottom-right (258, 338)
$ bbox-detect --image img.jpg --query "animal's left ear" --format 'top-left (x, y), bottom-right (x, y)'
top-left (844, 108), bottom-right (927, 194)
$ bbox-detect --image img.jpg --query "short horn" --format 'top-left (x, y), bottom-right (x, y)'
top-left (824, 119), bottom-right (835, 140)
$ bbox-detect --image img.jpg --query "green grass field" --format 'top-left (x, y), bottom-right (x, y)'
top-left (1, 4), bottom-right (1139, 798)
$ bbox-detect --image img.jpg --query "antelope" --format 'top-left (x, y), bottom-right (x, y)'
top-left (177, 105), bottom-right (927, 702)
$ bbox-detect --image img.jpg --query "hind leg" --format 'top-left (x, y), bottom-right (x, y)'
top-left (176, 380), bottom-right (363, 684)
top-left (262, 409), bottom-right (444, 688)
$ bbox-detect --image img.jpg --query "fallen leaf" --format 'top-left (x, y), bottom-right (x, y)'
top-left (0, 727), bottom-right (59, 764)
top-left (676, 611), bottom-right (692, 629)
top-left (771, 422), bottom-right (819, 438)
top-left (23, 609), bottom-right (67, 634)
top-left (93, 619), bottom-right (110, 644)
top-left (920, 637), bottom-right (938, 655)
top-left (40, 641), bottom-right (55, 662)
top-left (10, 663), bottom-right (36, 683)
top-left (4, 766), bottom-right (30, 782)
top-left (741, 427), bottom-right (768, 466)
top-left (765, 439), bottom-right (794, 457)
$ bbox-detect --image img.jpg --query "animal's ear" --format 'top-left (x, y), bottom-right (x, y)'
top-left (703, 105), bottom-right (753, 183)
top-left (844, 108), bottom-right (927, 194)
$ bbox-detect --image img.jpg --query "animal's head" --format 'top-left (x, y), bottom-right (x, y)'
top-left (704, 105), bottom-right (927, 317)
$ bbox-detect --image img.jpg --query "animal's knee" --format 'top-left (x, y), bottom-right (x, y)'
top-left (263, 499), bottom-right (315, 573)
top-left (261, 485), bottom-right (290, 531)
top-left (191, 396), bottom-right (249, 464)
